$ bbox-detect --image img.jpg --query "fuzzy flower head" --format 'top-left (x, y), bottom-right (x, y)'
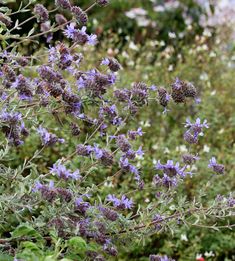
top-left (208, 157), bottom-right (225, 174)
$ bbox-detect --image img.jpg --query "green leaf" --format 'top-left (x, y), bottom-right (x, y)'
top-left (11, 224), bottom-right (38, 237)
top-left (44, 256), bottom-right (57, 261)
top-left (11, 224), bottom-right (44, 247)
top-left (67, 236), bottom-right (87, 254)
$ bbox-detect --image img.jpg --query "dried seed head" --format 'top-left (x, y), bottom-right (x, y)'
top-left (76, 144), bottom-right (93, 156)
top-left (2, 64), bottom-right (16, 82)
top-left (70, 123), bottom-right (80, 136)
top-left (0, 12), bottom-right (12, 27)
top-left (116, 135), bottom-right (131, 152)
top-left (183, 131), bottom-right (198, 144)
top-left (78, 12), bottom-right (88, 25)
top-left (71, 6), bottom-right (83, 16)
top-left (55, 14), bottom-right (67, 25)
top-left (96, 0), bottom-right (109, 7)
top-left (57, 188), bottom-right (73, 202)
top-left (171, 88), bottom-right (185, 103)
top-left (212, 164), bottom-right (225, 174)
top-left (182, 81), bottom-right (197, 98)
top-left (17, 57), bottom-right (29, 67)
top-left (100, 149), bottom-right (113, 166)
top-left (108, 58), bottom-right (121, 72)
top-left (34, 4), bottom-right (49, 22)
top-left (182, 154), bottom-right (199, 165)
top-left (56, 0), bottom-right (71, 10)
top-left (158, 87), bottom-right (170, 107)
top-left (171, 78), bottom-right (186, 103)
top-left (71, 6), bottom-right (88, 25)
top-left (100, 207), bottom-right (118, 221)
top-left (49, 85), bottom-right (63, 97)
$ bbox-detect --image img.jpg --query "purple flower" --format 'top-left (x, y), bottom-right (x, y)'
top-left (208, 157), bottom-right (225, 174)
top-left (76, 144), bottom-right (93, 156)
top-left (101, 58), bottom-right (110, 66)
top-left (227, 195), bottom-right (235, 207)
top-left (150, 85), bottom-right (157, 91)
top-left (33, 4), bottom-right (49, 22)
top-left (185, 117), bottom-right (208, 132)
top-left (152, 214), bottom-right (165, 231)
top-left (182, 154), bottom-right (199, 165)
top-left (87, 34), bottom-right (97, 46)
top-left (37, 126), bottom-right (64, 146)
top-left (128, 127), bottom-right (143, 140)
top-left (162, 174), bottom-right (178, 187)
top-left (93, 144), bottom-right (103, 159)
top-left (32, 180), bottom-right (57, 202)
top-left (0, 110), bottom-right (22, 125)
top-left (183, 130), bottom-right (199, 144)
top-left (155, 160), bottom-right (187, 177)
top-left (149, 255), bottom-right (175, 261)
top-left (50, 164), bottom-right (81, 180)
top-left (106, 194), bottom-right (133, 210)
top-left (64, 23), bottom-right (77, 39)
top-left (75, 195), bottom-right (91, 215)
top-left (64, 24), bottom-right (97, 45)
top-left (183, 118), bottom-right (208, 144)
top-left (136, 146), bottom-right (144, 157)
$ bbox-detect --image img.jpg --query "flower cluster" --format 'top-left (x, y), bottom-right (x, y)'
top-left (107, 194), bottom-right (133, 210)
top-left (184, 118), bottom-right (209, 144)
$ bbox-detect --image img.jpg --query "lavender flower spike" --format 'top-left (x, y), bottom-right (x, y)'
top-left (208, 157), bottom-right (225, 174)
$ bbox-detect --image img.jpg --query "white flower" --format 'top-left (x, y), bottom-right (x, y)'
top-left (200, 72), bottom-right (209, 81)
top-left (136, 17), bottom-right (151, 27)
top-left (196, 253), bottom-right (203, 259)
top-left (180, 234), bottom-right (188, 241)
top-left (218, 128), bottom-right (224, 134)
top-left (140, 120), bottom-right (151, 127)
top-left (129, 41), bottom-right (138, 51)
top-left (154, 5), bottom-right (165, 12)
top-left (125, 8), bottom-right (147, 19)
top-left (168, 64), bottom-right (173, 71)
top-left (164, 147), bottom-right (170, 154)
top-left (152, 144), bottom-right (159, 151)
top-left (205, 251), bottom-right (215, 257)
top-left (160, 40), bottom-right (165, 46)
top-left (168, 32), bottom-right (176, 39)
top-left (203, 145), bottom-right (210, 153)
top-left (209, 51), bottom-right (216, 57)
top-left (210, 90), bottom-right (216, 96)
top-left (145, 198), bottom-right (150, 203)
top-left (176, 145), bottom-right (188, 152)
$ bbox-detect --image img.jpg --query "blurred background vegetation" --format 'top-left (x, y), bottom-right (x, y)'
top-left (1, 0), bottom-right (235, 260)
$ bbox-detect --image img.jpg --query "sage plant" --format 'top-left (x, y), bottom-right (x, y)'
top-left (0, 1), bottom-right (234, 260)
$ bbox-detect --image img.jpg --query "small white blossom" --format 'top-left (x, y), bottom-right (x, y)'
top-left (180, 234), bottom-right (188, 241)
